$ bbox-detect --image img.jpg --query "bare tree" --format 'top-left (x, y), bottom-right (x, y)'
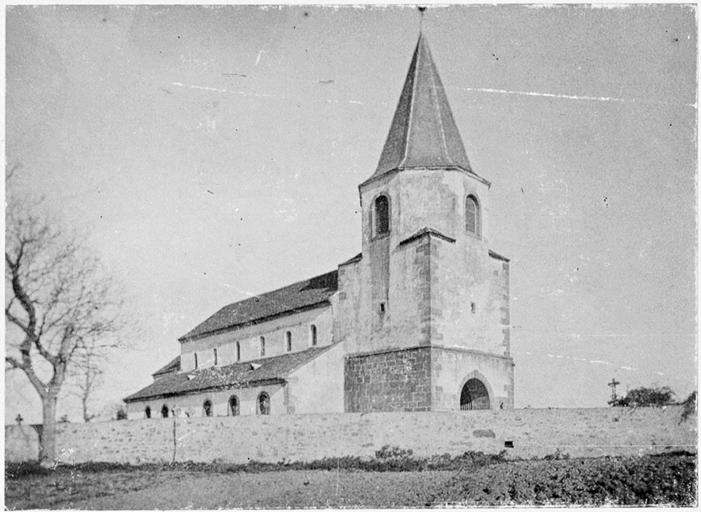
top-left (67, 339), bottom-right (105, 423)
top-left (5, 200), bottom-right (127, 464)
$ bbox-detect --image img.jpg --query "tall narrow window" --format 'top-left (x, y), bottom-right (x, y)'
top-left (260, 336), bottom-right (266, 356)
top-left (374, 195), bottom-right (390, 236)
top-left (258, 392), bottom-right (270, 415)
top-left (229, 395), bottom-right (239, 416)
top-left (145, 406), bottom-right (151, 419)
top-left (161, 404), bottom-right (169, 418)
top-left (466, 195), bottom-right (481, 237)
top-left (213, 348), bottom-right (218, 366)
top-left (203, 400), bottom-right (213, 417)
top-left (286, 331), bottom-right (292, 352)
top-left (236, 342), bottom-right (241, 362)
top-left (194, 353), bottom-right (198, 369)
top-left (310, 324), bottom-right (318, 346)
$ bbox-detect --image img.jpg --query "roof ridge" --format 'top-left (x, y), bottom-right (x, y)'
top-left (242, 269), bottom-right (337, 302)
top-left (152, 355), bottom-right (181, 376)
top-left (398, 227), bottom-right (457, 247)
top-left (179, 269), bottom-right (338, 341)
top-left (399, 35), bottom-right (422, 169)
top-left (426, 41), bottom-right (451, 164)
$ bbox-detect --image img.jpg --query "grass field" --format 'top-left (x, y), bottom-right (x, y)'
top-left (5, 452), bottom-right (696, 508)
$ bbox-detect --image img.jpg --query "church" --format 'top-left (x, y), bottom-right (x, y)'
top-left (124, 34), bottom-right (515, 419)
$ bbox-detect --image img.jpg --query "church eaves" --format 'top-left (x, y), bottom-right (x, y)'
top-left (372, 34), bottom-right (477, 180)
top-left (124, 346), bottom-right (334, 403)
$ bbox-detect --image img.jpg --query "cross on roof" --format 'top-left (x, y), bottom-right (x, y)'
top-left (608, 377), bottom-right (621, 402)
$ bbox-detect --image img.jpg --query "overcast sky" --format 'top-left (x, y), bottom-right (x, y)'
top-left (5, 4), bottom-right (697, 423)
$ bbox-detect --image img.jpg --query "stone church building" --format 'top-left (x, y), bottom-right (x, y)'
top-left (125, 35), bottom-right (514, 419)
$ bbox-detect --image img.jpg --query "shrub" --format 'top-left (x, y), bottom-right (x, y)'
top-left (680, 391), bottom-right (696, 422)
top-left (431, 454), bottom-right (696, 506)
top-left (375, 445), bottom-right (413, 460)
top-left (5, 461), bottom-right (53, 479)
top-left (610, 386), bottom-right (676, 407)
top-left (544, 449), bottom-right (570, 461)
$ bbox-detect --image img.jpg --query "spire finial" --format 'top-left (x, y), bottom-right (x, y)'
top-left (418, 6), bottom-right (426, 34)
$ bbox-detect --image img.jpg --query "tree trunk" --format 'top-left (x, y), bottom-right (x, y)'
top-left (39, 394), bottom-right (58, 466)
top-left (82, 393), bottom-right (90, 423)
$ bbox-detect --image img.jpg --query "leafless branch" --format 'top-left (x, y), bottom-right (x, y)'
top-left (6, 192), bottom-right (131, 457)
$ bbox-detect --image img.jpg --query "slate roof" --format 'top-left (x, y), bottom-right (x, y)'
top-left (180, 270), bottom-right (338, 341)
top-left (124, 345), bottom-right (334, 402)
top-left (152, 356), bottom-right (181, 378)
top-left (399, 227), bottom-right (456, 247)
top-left (339, 253), bottom-right (362, 266)
top-left (488, 249), bottom-right (510, 262)
top-left (373, 34), bottom-right (483, 182)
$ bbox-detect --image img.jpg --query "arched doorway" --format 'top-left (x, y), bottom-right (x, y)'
top-left (460, 378), bottom-right (490, 410)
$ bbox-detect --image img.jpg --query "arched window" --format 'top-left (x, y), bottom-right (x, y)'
top-left (310, 324), bottom-right (318, 346)
top-left (229, 395), bottom-right (239, 416)
top-left (236, 341), bottom-right (241, 362)
top-left (374, 195), bottom-right (390, 236)
top-left (145, 406), bottom-right (151, 419)
top-left (203, 399), bottom-right (213, 417)
top-left (258, 392), bottom-right (270, 415)
top-left (194, 352), bottom-right (198, 369)
top-left (213, 348), bottom-right (218, 366)
top-left (161, 404), bottom-right (169, 418)
top-left (465, 195), bottom-right (481, 237)
top-left (260, 336), bottom-right (266, 356)
top-left (286, 331), bottom-right (292, 352)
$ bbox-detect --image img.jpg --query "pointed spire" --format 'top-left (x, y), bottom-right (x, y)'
top-left (373, 34), bottom-right (473, 178)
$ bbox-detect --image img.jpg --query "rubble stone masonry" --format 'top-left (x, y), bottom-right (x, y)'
top-left (344, 347), bottom-right (432, 412)
top-left (6, 407), bottom-right (696, 464)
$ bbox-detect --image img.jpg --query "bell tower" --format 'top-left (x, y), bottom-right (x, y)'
top-left (343, 34), bottom-right (514, 412)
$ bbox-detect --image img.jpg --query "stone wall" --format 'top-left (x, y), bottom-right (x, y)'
top-left (344, 347), bottom-right (432, 412)
top-left (7, 407), bottom-right (696, 464)
top-left (344, 345), bottom-right (512, 412)
top-left (5, 424), bottom-right (41, 463)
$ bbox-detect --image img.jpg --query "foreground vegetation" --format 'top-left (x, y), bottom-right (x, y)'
top-left (5, 450), bottom-right (696, 508)
top-left (431, 452), bottom-right (696, 506)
